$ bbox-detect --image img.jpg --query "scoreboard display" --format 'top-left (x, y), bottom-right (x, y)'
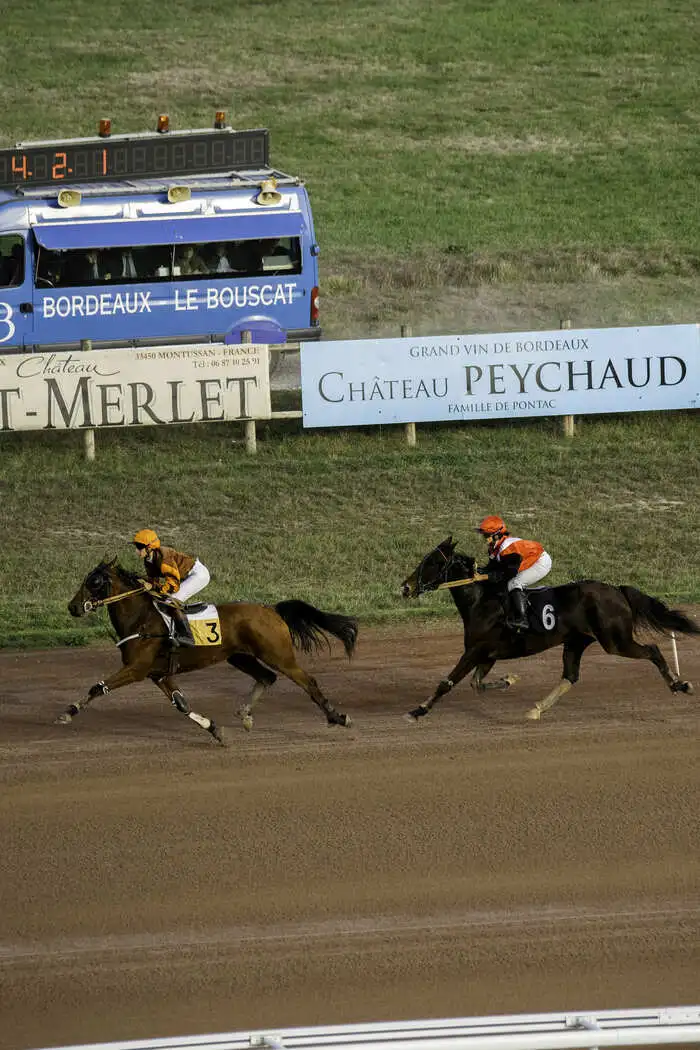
top-left (0, 127), bottom-right (270, 189)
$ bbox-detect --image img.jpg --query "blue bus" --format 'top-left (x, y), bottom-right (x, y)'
top-left (0, 116), bottom-right (320, 352)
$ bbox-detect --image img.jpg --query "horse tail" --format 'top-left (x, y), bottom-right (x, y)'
top-left (620, 586), bottom-right (700, 637)
top-left (275, 600), bottom-right (359, 658)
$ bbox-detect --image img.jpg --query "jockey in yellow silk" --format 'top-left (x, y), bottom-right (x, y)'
top-left (132, 529), bottom-right (211, 647)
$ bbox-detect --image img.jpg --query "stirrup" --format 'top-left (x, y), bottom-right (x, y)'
top-left (505, 612), bottom-right (528, 630)
top-left (171, 634), bottom-right (196, 648)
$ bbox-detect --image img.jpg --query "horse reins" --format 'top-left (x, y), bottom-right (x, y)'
top-left (437, 575), bottom-right (488, 590)
top-left (82, 585), bottom-right (149, 614)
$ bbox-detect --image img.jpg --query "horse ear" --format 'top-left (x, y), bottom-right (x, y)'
top-left (105, 554), bottom-right (118, 567)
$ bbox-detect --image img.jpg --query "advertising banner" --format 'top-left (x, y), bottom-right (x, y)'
top-left (301, 324), bottom-right (699, 428)
top-left (0, 343), bottom-right (271, 431)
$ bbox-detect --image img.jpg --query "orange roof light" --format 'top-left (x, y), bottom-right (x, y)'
top-left (214, 110), bottom-right (226, 129)
top-left (157, 114), bottom-right (170, 133)
top-left (98, 118), bottom-right (112, 138)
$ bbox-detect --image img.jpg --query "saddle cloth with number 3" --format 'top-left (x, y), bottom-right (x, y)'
top-left (155, 603), bottom-right (223, 646)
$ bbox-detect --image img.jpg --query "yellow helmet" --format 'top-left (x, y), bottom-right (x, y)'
top-left (132, 528), bottom-right (160, 550)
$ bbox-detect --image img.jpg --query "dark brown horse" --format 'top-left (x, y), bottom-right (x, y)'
top-left (61, 559), bottom-right (358, 744)
top-left (401, 537), bottom-right (698, 721)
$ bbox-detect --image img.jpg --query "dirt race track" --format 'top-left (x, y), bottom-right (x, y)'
top-left (2, 619), bottom-right (700, 1050)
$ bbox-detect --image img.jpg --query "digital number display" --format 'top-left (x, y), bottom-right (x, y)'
top-left (0, 128), bottom-right (270, 189)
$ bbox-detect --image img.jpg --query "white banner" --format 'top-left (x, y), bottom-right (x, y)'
top-left (0, 343), bottom-right (271, 431)
top-left (301, 324), bottom-right (700, 428)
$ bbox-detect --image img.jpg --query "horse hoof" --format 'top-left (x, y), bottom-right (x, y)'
top-left (209, 723), bottom-right (228, 747)
top-left (503, 674), bottom-right (520, 689)
top-left (673, 680), bottom-right (693, 695)
top-left (55, 712), bottom-right (72, 725)
top-left (408, 706), bottom-right (428, 721)
top-left (327, 712), bottom-right (351, 728)
top-left (404, 712), bottom-right (420, 724)
top-left (236, 706), bottom-right (254, 731)
top-left (525, 707), bottom-right (542, 721)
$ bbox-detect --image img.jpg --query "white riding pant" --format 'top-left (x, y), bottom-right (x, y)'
top-left (507, 552), bottom-right (552, 591)
top-left (172, 559), bottom-right (210, 603)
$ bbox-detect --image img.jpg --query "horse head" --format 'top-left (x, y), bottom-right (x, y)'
top-left (68, 558), bottom-right (142, 617)
top-left (401, 536), bottom-right (477, 598)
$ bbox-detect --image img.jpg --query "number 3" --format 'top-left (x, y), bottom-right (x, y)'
top-left (0, 302), bottom-right (16, 343)
top-left (205, 621), bottom-right (220, 643)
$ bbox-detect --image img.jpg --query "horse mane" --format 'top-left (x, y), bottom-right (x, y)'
top-left (95, 559), bottom-right (143, 589)
top-left (114, 562), bottom-right (143, 588)
top-left (453, 550), bottom-right (476, 572)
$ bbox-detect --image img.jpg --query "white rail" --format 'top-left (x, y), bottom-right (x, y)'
top-left (37, 1006), bottom-right (700, 1050)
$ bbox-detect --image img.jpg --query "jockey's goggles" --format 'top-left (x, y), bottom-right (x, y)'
top-left (133, 542), bottom-right (149, 551)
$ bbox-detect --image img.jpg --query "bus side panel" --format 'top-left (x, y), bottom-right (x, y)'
top-left (32, 274), bottom-right (309, 346)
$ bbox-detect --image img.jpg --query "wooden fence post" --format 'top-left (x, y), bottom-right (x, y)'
top-left (401, 324), bottom-right (417, 447)
top-left (560, 319), bottom-right (575, 438)
top-left (80, 339), bottom-right (96, 462)
top-left (241, 330), bottom-right (257, 454)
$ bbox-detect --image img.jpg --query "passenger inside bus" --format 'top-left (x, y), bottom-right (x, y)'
top-left (211, 242), bottom-right (232, 273)
top-left (65, 248), bottom-right (111, 284)
top-left (176, 244), bottom-right (208, 276)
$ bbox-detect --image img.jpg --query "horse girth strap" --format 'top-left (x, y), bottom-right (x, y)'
top-left (437, 574), bottom-right (489, 590)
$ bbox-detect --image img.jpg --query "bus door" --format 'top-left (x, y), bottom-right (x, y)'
top-left (0, 234), bottom-right (34, 348)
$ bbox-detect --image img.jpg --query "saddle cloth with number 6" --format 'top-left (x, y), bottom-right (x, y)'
top-left (523, 587), bottom-right (560, 634)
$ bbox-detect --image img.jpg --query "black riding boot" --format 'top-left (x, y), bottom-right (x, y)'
top-left (507, 589), bottom-right (529, 631)
top-left (170, 605), bottom-right (196, 647)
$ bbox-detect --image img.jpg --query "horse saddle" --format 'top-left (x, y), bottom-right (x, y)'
top-left (151, 595), bottom-right (207, 614)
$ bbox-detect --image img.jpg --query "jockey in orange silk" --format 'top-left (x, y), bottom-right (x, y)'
top-left (475, 515), bottom-right (552, 631)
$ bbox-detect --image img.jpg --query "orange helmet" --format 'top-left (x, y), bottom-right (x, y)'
top-left (476, 515), bottom-right (507, 537)
top-left (132, 528), bottom-right (160, 550)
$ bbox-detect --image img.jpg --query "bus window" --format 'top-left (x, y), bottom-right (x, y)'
top-left (0, 235), bottom-right (25, 287)
top-left (36, 248), bottom-right (64, 287)
top-left (260, 236), bottom-right (300, 274)
top-left (135, 245), bottom-right (171, 280)
top-left (35, 236), bottom-right (303, 286)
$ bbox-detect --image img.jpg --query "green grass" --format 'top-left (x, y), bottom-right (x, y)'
top-left (1, 1), bottom-right (699, 646)
top-left (1, 411), bottom-right (698, 647)
top-left (2, 0), bottom-right (699, 268)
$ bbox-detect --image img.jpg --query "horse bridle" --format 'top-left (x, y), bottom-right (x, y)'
top-left (414, 543), bottom-right (455, 595)
top-left (81, 569), bottom-right (148, 614)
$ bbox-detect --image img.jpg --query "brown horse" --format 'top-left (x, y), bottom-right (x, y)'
top-left (401, 537), bottom-right (699, 722)
top-left (61, 559), bottom-right (358, 744)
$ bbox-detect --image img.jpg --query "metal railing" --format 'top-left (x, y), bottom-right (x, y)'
top-left (36, 1006), bottom-right (700, 1050)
